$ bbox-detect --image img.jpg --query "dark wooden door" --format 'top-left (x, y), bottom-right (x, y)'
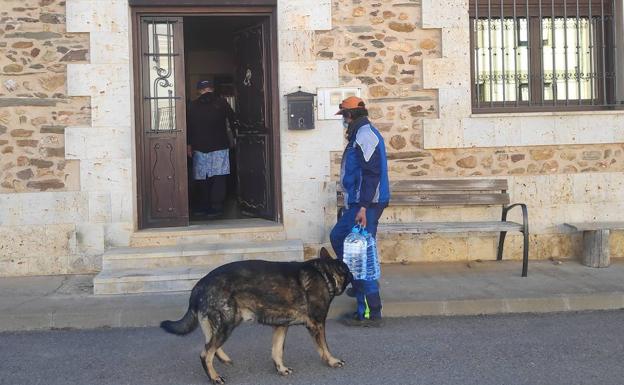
top-left (234, 21), bottom-right (274, 219)
top-left (137, 17), bottom-right (189, 228)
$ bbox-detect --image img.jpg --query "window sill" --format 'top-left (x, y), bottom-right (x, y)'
top-left (470, 109), bottom-right (624, 119)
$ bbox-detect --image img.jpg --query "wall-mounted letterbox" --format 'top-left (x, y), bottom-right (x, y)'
top-left (285, 88), bottom-right (316, 130)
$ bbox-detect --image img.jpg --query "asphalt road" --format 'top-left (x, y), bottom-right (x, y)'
top-left (1, 311), bottom-right (623, 385)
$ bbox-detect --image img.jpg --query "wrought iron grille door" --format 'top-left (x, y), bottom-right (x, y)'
top-left (138, 16), bottom-right (189, 228)
top-left (234, 21), bottom-right (274, 219)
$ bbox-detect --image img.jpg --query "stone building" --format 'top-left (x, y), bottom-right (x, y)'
top-left (1, 0), bottom-right (623, 293)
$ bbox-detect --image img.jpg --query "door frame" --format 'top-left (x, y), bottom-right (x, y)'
top-left (131, 3), bottom-right (283, 229)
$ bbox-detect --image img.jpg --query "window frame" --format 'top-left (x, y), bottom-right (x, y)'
top-left (469, 0), bottom-right (618, 113)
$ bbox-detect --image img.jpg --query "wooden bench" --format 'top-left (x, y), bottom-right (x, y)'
top-left (337, 179), bottom-right (530, 277)
top-left (563, 222), bottom-right (624, 268)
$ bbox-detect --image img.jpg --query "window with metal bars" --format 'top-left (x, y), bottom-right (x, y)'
top-left (142, 18), bottom-right (179, 131)
top-left (470, 0), bottom-right (620, 113)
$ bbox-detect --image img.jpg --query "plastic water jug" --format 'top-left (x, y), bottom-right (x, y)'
top-left (343, 226), bottom-right (368, 280)
top-left (364, 231), bottom-right (381, 280)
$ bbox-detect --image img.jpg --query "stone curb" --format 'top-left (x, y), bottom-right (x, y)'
top-left (1, 292), bottom-right (623, 332)
top-left (379, 292), bottom-right (624, 317)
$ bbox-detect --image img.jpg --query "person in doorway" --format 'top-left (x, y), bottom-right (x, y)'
top-left (187, 79), bottom-right (237, 218)
top-left (330, 96), bottom-right (390, 327)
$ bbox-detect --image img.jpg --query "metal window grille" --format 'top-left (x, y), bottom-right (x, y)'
top-left (470, 0), bottom-right (620, 113)
top-left (142, 18), bottom-right (180, 131)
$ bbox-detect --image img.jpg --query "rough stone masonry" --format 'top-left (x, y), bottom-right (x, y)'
top-left (0, 0), bottom-right (90, 194)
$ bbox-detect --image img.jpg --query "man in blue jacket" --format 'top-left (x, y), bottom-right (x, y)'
top-left (330, 96), bottom-right (390, 327)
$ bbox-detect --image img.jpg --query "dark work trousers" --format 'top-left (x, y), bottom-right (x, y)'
top-left (330, 203), bottom-right (386, 320)
top-left (196, 175), bottom-right (227, 211)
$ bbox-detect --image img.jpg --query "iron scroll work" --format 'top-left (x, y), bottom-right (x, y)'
top-left (142, 18), bottom-right (181, 132)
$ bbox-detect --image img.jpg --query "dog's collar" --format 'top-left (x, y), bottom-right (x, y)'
top-left (318, 266), bottom-right (336, 298)
top-left (323, 272), bottom-right (336, 297)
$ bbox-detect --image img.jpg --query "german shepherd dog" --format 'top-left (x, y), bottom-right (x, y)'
top-left (160, 247), bottom-right (352, 384)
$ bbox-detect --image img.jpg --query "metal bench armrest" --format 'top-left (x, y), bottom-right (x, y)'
top-left (498, 203), bottom-right (529, 277)
top-left (503, 203), bottom-right (529, 233)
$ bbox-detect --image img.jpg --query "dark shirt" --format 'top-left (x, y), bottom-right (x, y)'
top-left (187, 92), bottom-right (236, 153)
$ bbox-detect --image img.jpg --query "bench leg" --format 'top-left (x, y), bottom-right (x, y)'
top-left (498, 203), bottom-right (529, 277)
top-left (522, 230), bottom-right (529, 277)
top-left (496, 231), bottom-right (507, 261)
top-left (582, 229), bottom-right (610, 268)
top-left (497, 230), bottom-right (528, 277)
top-left (497, 205), bottom-right (508, 262)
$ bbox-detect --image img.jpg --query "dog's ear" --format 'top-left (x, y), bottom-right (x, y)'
top-left (319, 247), bottom-right (333, 260)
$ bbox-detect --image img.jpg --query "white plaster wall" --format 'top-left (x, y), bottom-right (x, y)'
top-left (0, 192), bottom-right (89, 226)
top-left (421, 0), bottom-right (624, 149)
top-left (277, 0), bottom-right (344, 244)
top-left (65, 0), bottom-right (134, 255)
top-left (503, 172), bottom-right (624, 233)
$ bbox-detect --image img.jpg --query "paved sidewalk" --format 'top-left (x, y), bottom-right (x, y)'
top-left (1, 259), bottom-right (623, 331)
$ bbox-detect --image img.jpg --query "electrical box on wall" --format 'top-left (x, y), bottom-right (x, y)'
top-left (285, 88), bottom-right (316, 130)
top-left (316, 87), bottom-right (362, 120)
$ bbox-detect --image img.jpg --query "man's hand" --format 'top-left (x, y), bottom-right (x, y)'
top-left (187, 145), bottom-right (192, 158)
top-left (355, 207), bottom-right (367, 228)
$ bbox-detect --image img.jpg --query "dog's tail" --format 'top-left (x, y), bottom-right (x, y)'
top-left (160, 306), bottom-right (198, 335)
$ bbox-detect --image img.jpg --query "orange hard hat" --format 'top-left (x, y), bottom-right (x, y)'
top-left (335, 96), bottom-right (366, 115)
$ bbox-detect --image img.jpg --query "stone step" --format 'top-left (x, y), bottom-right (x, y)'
top-left (102, 239), bottom-right (304, 270)
top-left (129, 219), bottom-right (286, 247)
top-left (94, 239), bottom-right (304, 295)
top-left (94, 266), bottom-right (216, 295)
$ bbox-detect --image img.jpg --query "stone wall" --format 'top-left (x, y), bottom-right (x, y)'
top-left (331, 144), bottom-right (624, 179)
top-left (2, 0), bottom-right (624, 276)
top-left (0, 0), bottom-right (90, 193)
top-left (0, 0), bottom-right (135, 277)
top-left (317, 0), bottom-right (439, 153)
top-left (319, 0), bottom-right (624, 262)
top-left (320, 0), bottom-right (624, 180)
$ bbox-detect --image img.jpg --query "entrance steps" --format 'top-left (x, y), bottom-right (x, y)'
top-left (129, 218), bottom-right (286, 247)
top-left (94, 220), bottom-right (303, 295)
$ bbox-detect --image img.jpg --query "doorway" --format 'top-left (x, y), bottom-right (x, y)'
top-left (132, 7), bottom-right (281, 229)
top-left (184, 16), bottom-right (266, 223)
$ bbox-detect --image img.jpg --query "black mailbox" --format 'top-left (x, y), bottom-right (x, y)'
top-left (285, 88), bottom-right (316, 130)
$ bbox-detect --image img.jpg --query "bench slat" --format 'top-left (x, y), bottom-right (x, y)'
top-left (378, 221), bottom-right (524, 234)
top-left (389, 179), bottom-right (508, 192)
top-left (337, 179), bottom-right (508, 193)
top-left (338, 193), bottom-right (510, 206)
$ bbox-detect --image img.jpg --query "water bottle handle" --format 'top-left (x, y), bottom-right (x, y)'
top-left (355, 224), bottom-right (371, 236)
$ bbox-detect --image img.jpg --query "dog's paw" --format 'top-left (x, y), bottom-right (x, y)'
top-left (221, 359), bottom-right (234, 366)
top-left (211, 376), bottom-right (226, 384)
top-left (279, 367), bottom-right (294, 376)
top-left (329, 359), bottom-right (345, 368)
top-left (275, 364), bottom-right (293, 376)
